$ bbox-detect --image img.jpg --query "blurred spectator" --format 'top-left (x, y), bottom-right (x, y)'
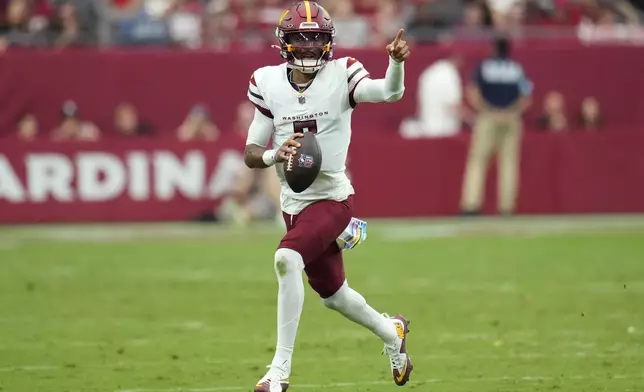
top-left (15, 113), bottom-right (39, 141)
top-left (258, 0), bottom-right (285, 25)
top-left (3, 0), bottom-right (49, 47)
top-left (114, 102), bottom-right (156, 137)
top-left (579, 96), bottom-right (602, 131)
top-left (430, 0), bottom-right (467, 28)
top-left (488, 0), bottom-right (519, 29)
top-left (50, 0), bottom-right (109, 46)
top-left (50, 1), bottom-right (83, 46)
top-left (236, 1), bottom-right (268, 50)
top-left (177, 104), bottom-right (219, 141)
top-left (328, 0), bottom-right (370, 48)
top-left (400, 53), bottom-right (464, 138)
top-left (204, 0), bottom-right (235, 50)
top-left (4, 0), bottom-right (640, 52)
top-left (111, 0), bottom-right (170, 45)
top-left (546, 0), bottom-right (584, 26)
top-left (577, 0), bottom-right (632, 25)
top-left (454, 1), bottom-right (489, 39)
top-left (536, 91), bottom-right (568, 132)
top-left (218, 101), bottom-right (281, 227)
top-left (506, 2), bottom-right (527, 34)
top-left (406, 2), bottom-right (448, 43)
top-left (372, 0), bottom-right (407, 47)
top-left (51, 100), bottom-right (101, 142)
top-left (606, 0), bottom-right (641, 25)
top-left (597, 8), bottom-right (618, 25)
top-left (166, 0), bottom-right (204, 48)
top-left (356, 0), bottom-right (379, 14)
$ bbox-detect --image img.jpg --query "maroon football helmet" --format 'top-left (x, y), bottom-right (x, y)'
top-left (275, 1), bottom-right (335, 73)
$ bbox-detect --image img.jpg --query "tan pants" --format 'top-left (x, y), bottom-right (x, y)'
top-left (460, 112), bottom-right (521, 214)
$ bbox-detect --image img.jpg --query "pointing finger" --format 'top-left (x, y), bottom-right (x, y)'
top-left (392, 28), bottom-right (405, 46)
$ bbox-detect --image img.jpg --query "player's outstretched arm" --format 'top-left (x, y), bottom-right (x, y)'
top-left (244, 109), bottom-right (303, 168)
top-left (353, 29), bottom-right (409, 104)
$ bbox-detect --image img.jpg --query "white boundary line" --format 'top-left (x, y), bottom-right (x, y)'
top-left (3, 216), bottom-right (644, 245)
top-left (3, 350), bottom-right (644, 373)
top-left (115, 374), bottom-right (644, 392)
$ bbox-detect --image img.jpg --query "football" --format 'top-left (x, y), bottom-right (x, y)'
top-left (284, 132), bottom-right (322, 193)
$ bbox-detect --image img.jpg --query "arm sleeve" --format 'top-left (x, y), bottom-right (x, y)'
top-left (350, 57), bottom-right (405, 106)
top-left (245, 108), bottom-right (274, 148)
top-left (247, 73), bottom-right (274, 119)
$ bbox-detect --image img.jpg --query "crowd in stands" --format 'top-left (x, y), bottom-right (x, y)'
top-left (10, 92), bottom-right (604, 143)
top-left (13, 100), bottom-right (222, 142)
top-left (1, 0), bottom-right (644, 49)
top-left (0, 1), bottom-right (632, 142)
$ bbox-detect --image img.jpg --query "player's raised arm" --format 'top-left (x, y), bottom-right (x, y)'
top-left (352, 29), bottom-right (409, 104)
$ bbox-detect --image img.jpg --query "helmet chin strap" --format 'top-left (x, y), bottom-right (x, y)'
top-left (295, 66), bottom-right (319, 74)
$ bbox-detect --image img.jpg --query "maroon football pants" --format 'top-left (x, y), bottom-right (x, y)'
top-left (278, 196), bottom-right (354, 298)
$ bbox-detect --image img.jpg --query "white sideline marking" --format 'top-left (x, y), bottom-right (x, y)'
top-left (380, 218), bottom-right (644, 241)
top-left (0, 365), bottom-right (59, 372)
top-left (3, 215), bottom-right (644, 245)
top-left (115, 374), bottom-right (644, 392)
top-left (3, 350), bottom-right (644, 374)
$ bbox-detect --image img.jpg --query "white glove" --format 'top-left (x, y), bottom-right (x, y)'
top-left (336, 217), bottom-right (368, 251)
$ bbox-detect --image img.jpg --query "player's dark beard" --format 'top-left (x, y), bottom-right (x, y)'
top-left (296, 48), bottom-right (323, 60)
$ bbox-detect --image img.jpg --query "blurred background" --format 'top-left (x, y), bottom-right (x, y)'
top-left (2, 3), bottom-right (644, 392)
top-left (1, 0), bottom-right (644, 223)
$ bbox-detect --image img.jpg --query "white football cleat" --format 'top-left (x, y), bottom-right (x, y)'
top-left (383, 314), bottom-right (414, 386)
top-left (254, 365), bottom-right (290, 392)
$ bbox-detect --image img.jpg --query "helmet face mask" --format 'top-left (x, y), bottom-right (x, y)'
top-left (276, 2), bottom-right (335, 74)
top-left (284, 31), bottom-right (332, 73)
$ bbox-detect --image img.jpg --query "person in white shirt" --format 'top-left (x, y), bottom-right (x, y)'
top-left (400, 54), bottom-right (463, 138)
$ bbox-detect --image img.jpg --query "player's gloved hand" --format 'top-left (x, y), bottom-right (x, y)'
top-left (275, 133), bottom-right (304, 163)
top-left (386, 29), bottom-right (410, 63)
top-left (337, 218), bottom-right (368, 251)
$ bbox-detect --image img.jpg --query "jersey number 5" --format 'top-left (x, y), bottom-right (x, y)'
top-left (293, 120), bottom-right (318, 134)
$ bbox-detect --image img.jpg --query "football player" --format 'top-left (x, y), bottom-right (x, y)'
top-left (243, 2), bottom-right (412, 391)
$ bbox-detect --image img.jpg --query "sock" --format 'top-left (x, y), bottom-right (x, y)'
top-left (322, 281), bottom-right (397, 344)
top-left (270, 248), bottom-right (305, 374)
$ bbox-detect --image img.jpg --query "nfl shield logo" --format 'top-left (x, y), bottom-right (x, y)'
top-left (298, 154), bottom-right (314, 168)
top-left (298, 95), bottom-right (306, 105)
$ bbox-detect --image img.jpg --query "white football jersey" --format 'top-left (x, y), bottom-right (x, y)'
top-left (248, 57), bottom-right (370, 215)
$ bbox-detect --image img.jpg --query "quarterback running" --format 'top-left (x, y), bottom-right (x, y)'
top-left (243, 1), bottom-right (412, 391)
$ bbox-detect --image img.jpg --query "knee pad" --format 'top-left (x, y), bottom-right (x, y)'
top-left (322, 280), bottom-right (349, 310)
top-left (274, 248), bottom-right (304, 277)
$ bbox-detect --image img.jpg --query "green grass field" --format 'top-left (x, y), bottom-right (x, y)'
top-left (1, 216), bottom-right (644, 392)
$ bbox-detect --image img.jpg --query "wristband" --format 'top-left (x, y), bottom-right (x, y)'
top-left (262, 149), bottom-right (277, 167)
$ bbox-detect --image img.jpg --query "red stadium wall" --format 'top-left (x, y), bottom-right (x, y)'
top-left (1, 40), bottom-right (644, 134)
top-left (1, 41), bottom-right (644, 222)
top-left (1, 132), bottom-right (644, 223)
